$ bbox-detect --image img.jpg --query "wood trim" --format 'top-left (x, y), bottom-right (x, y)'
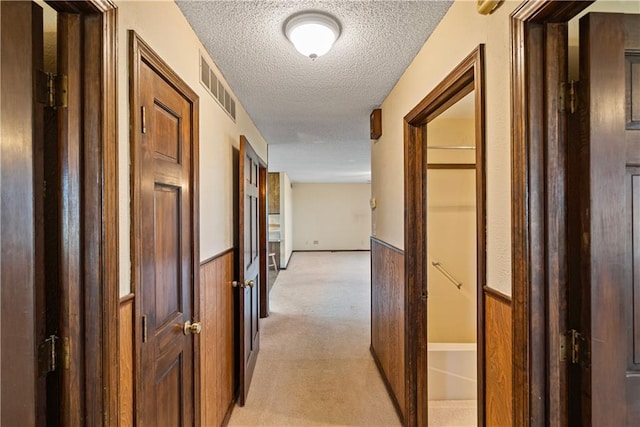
top-left (200, 248), bottom-right (235, 267)
top-left (119, 295), bottom-right (135, 427)
top-left (370, 236), bottom-right (403, 254)
top-left (510, 2), bottom-right (592, 425)
top-left (259, 166), bottom-right (269, 318)
top-left (370, 345), bottom-right (404, 424)
top-left (427, 163), bottom-right (476, 170)
top-left (82, 11), bottom-right (117, 426)
top-left (47, 0), bottom-right (116, 13)
top-left (129, 30), bottom-right (200, 425)
top-left (221, 398), bottom-right (236, 427)
top-left (483, 286), bottom-right (512, 305)
top-left (42, 2), bottom-right (120, 425)
top-left (545, 22), bottom-right (569, 427)
top-left (404, 45), bottom-right (486, 427)
top-left (120, 293), bottom-right (135, 304)
top-left (56, 12), bottom-right (82, 424)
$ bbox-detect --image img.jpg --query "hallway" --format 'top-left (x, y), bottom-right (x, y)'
top-left (228, 251), bottom-right (401, 426)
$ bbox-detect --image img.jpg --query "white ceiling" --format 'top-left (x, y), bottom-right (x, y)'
top-left (176, 0), bottom-right (453, 183)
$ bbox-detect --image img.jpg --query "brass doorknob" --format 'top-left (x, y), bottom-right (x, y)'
top-left (183, 320), bottom-right (201, 335)
top-left (232, 280), bottom-right (254, 289)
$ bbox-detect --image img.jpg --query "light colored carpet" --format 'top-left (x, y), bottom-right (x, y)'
top-left (227, 251), bottom-right (402, 427)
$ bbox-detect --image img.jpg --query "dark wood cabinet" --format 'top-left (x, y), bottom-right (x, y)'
top-left (268, 173), bottom-right (280, 214)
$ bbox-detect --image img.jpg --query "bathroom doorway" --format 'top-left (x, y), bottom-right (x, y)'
top-left (404, 45), bottom-right (486, 426)
top-left (426, 90), bottom-right (478, 425)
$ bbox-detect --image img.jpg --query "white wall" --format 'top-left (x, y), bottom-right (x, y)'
top-left (293, 183), bottom-right (371, 251)
top-left (427, 115), bottom-right (477, 343)
top-left (115, 1), bottom-right (268, 296)
top-left (280, 172), bottom-right (293, 267)
top-left (371, 0), bottom-right (517, 295)
top-left (427, 168), bottom-right (477, 343)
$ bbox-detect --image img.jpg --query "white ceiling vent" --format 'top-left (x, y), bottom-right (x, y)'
top-left (200, 53), bottom-right (236, 121)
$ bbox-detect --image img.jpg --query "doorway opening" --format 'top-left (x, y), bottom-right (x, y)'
top-left (0, 1), bottom-right (118, 424)
top-left (426, 89), bottom-right (478, 424)
top-left (510, 1), bottom-right (640, 424)
top-left (404, 45), bottom-right (485, 426)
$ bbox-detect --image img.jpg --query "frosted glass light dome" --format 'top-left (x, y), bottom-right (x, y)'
top-left (285, 12), bottom-right (341, 59)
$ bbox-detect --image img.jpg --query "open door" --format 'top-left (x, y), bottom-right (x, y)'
top-left (568, 12), bottom-right (640, 426)
top-left (235, 135), bottom-right (266, 406)
top-left (0, 2), bottom-right (44, 424)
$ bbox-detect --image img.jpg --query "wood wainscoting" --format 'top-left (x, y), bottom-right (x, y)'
top-left (119, 249), bottom-right (236, 427)
top-left (200, 249), bottom-right (236, 426)
top-left (370, 237), bottom-right (405, 421)
top-left (119, 294), bottom-right (135, 427)
top-left (483, 286), bottom-right (512, 426)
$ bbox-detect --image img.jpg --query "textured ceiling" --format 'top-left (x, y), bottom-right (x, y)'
top-left (176, 0), bottom-right (453, 183)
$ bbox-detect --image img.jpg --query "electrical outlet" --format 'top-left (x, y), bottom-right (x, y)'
top-left (313, 240), bottom-right (319, 245)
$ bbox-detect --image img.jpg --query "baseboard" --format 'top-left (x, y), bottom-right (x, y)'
top-left (370, 345), bottom-right (404, 424)
top-left (221, 395), bottom-right (236, 427)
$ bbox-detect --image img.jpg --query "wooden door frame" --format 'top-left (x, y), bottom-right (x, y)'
top-left (259, 165), bottom-right (268, 318)
top-left (509, 1), bottom-right (593, 425)
top-left (39, 1), bottom-right (120, 425)
top-left (129, 31), bottom-right (201, 426)
top-left (404, 45), bottom-right (486, 427)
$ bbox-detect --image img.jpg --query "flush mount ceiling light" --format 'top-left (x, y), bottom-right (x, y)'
top-left (284, 12), bottom-right (341, 59)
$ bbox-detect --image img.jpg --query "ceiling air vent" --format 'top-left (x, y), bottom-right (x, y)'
top-left (199, 53), bottom-right (236, 121)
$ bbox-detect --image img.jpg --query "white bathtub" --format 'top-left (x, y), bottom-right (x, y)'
top-left (428, 342), bottom-right (477, 400)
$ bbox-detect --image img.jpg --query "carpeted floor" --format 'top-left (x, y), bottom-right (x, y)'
top-left (228, 251), bottom-right (402, 427)
top-left (228, 251), bottom-right (478, 427)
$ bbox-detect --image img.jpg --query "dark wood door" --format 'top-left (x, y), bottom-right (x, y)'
top-left (568, 12), bottom-right (640, 426)
top-left (136, 55), bottom-right (197, 426)
top-left (236, 135), bottom-right (262, 406)
top-left (1, 2), bottom-right (43, 425)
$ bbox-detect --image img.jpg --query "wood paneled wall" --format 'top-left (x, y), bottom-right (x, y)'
top-left (119, 294), bottom-right (135, 427)
top-left (484, 286), bottom-right (512, 426)
top-left (118, 249), bottom-right (236, 427)
top-left (370, 237), bottom-right (405, 421)
top-left (200, 249), bottom-right (236, 426)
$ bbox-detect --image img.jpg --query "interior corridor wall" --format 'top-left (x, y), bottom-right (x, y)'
top-left (371, 0), bottom-right (518, 296)
top-left (293, 183), bottom-right (371, 251)
top-left (115, 0), bottom-right (268, 296)
top-left (281, 172), bottom-right (293, 267)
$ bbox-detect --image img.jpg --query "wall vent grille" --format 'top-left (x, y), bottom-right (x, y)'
top-left (200, 53), bottom-right (236, 121)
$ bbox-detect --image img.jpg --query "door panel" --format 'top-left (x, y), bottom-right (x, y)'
top-left (237, 136), bottom-right (263, 406)
top-left (154, 186), bottom-right (182, 324)
top-left (0, 2), bottom-right (42, 425)
top-left (135, 49), bottom-right (196, 426)
top-left (569, 12), bottom-right (640, 426)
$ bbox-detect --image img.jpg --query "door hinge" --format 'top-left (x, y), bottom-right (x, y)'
top-left (141, 106), bottom-right (147, 134)
top-left (62, 337), bottom-right (70, 370)
top-left (38, 334), bottom-right (58, 375)
top-left (559, 81), bottom-right (578, 114)
top-left (36, 71), bottom-right (68, 108)
top-left (142, 315), bottom-right (148, 343)
top-left (562, 329), bottom-right (586, 364)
